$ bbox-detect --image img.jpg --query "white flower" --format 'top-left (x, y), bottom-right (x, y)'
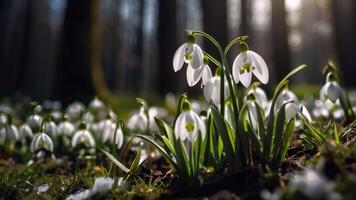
top-left (92, 177), bottom-right (114, 194)
top-left (186, 63), bottom-right (212, 87)
top-left (127, 107), bottom-right (148, 132)
top-left (247, 87), bottom-right (268, 109)
top-left (290, 168), bottom-right (338, 199)
top-left (203, 76), bottom-right (230, 107)
top-left (114, 126), bottom-right (124, 149)
top-left (57, 121), bottom-right (75, 137)
top-left (275, 89), bottom-right (299, 111)
top-left (232, 50), bottom-right (269, 87)
top-left (0, 125), bottom-right (19, 145)
top-left (174, 110), bottom-right (206, 142)
top-left (71, 129), bottom-right (96, 148)
top-left (30, 133), bottom-right (54, 152)
top-left (148, 107), bottom-right (167, 131)
top-left (19, 124), bottom-right (33, 139)
top-left (82, 112), bottom-right (94, 124)
top-left (320, 73), bottom-right (343, 103)
top-left (98, 119), bottom-right (116, 143)
top-left (173, 40), bottom-right (204, 72)
top-left (65, 102), bottom-right (86, 121)
top-left (89, 97), bottom-right (105, 113)
top-left (44, 121), bottom-right (57, 138)
top-left (26, 114), bottom-right (43, 131)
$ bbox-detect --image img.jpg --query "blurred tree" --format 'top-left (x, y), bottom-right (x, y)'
top-left (202, 0), bottom-right (228, 60)
top-left (271, 0), bottom-right (290, 81)
top-left (331, 0), bottom-right (356, 87)
top-left (54, 0), bottom-right (94, 103)
top-left (157, 0), bottom-right (178, 94)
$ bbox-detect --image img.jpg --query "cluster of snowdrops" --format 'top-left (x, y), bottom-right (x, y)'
top-left (1, 31), bottom-right (355, 199)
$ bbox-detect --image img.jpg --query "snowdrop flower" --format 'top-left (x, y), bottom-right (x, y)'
top-left (65, 102), bottom-right (86, 121)
top-left (312, 100), bottom-right (330, 118)
top-left (27, 114), bottom-right (43, 131)
top-left (0, 124), bottom-right (19, 145)
top-left (290, 168), bottom-right (339, 200)
top-left (148, 107), bottom-right (167, 131)
top-left (127, 107), bottom-right (148, 132)
top-left (92, 177), bottom-right (114, 194)
top-left (186, 61), bottom-right (212, 87)
top-left (44, 121), bottom-right (57, 138)
top-left (98, 118), bottom-right (116, 143)
top-left (203, 76), bottom-right (230, 107)
top-left (232, 42), bottom-right (269, 87)
top-left (174, 101), bottom-right (206, 142)
top-left (247, 86), bottom-right (268, 109)
top-left (320, 72), bottom-right (343, 103)
top-left (275, 89), bottom-right (299, 111)
top-left (30, 133), bottom-right (54, 152)
top-left (57, 120), bottom-right (75, 137)
top-left (71, 124), bottom-right (96, 148)
top-left (82, 111), bottom-right (94, 125)
top-left (173, 35), bottom-right (204, 72)
top-left (19, 124), bottom-right (33, 139)
top-left (114, 126), bottom-right (124, 149)
top-left (89, 97), bottom-right (105, 113)
top-left (0, 114), bottom-right (8, 127)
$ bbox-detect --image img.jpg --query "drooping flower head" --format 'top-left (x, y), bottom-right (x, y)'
top-left (71, 122), bottom-right (96, 148)
top-left (127, 106), bottom-right (148, 133)
top-left (174, 101), bottom-right (206, 142)
top-left (186, 57), bottom-right (212, 87)
top-left (320, 72), bottom-right (343, 103)
top-left (232, 42), bottom-right (269, 88)
top-left (173, 35), bottom-right (204, 72)
top-left (203, 75), bottom-right (230, 107)
top-left (30, 132), bottom-right (54, 153)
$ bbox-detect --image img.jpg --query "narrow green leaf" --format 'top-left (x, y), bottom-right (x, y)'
top-left (275, 118), bottom-right (295, 166)
top-left (100, 148), bottom-right (130, 174)
top-left (129, 146), bottom-right (142, 174)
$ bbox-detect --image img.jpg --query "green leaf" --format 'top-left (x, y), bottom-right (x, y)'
top-left (211, 106), bottom-right (236, 167)
top-left (155, 118), bottom-right (175, 146)
top-left (237, 104), bottom-right (251, 165)
top-left (100, 148), bottom-right (130, 174)
top-left (275, 118), bottom-right (295, 166)
top-left (272, 103), bottom-right (287, 160)
top-left (129, 146), bottom-right (143, 174)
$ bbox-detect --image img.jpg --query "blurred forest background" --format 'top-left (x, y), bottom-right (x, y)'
top-left (0, 0), bottom-right (356, 103)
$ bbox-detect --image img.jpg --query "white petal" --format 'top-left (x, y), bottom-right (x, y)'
top-left (185, 112), bottom-right (198, 142)
top-left (173, 43), bottom-right (188, 72)
top-left (190, 45), bottom-right (203, 69)
top-left (250, 51), bottom-right (269, 84)
top-left (285, 103), bottom-right (298, 121)
top-left (201, 65), bottom-right (212, 86)
top-left (186, 64), bottom-right (202, 87)
top-left (174, 113), bottom-right (187, 141)
top-left (300, 105), bottom-right (312, 122)
top-left (232, 53), bottom-right (243, 84)
top-left (193, 113), bottom-right (206, 140)
top-left (203, 78), bottom-right (215, 103)
top-left (240, 71), bottom-right (252, 88)
top-left (326, 82), bottom-right (342, 103)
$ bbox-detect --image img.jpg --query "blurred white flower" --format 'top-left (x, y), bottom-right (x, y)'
top-left (89, 97), bottom-right (105, 113)
top-left (203, 76), bottom-right (230, 107)
top-left (82, 111), bottom-right (94, 125)
top-left (174, 108), bottom-right (206, 142)
top-left (19, 123), bottom-right (33, 139)
top-left (114, 126), bottom-right (124, 150)
top-left (26, 114), bottom-right (43, 131)
top-left (173, 37), bottom-right (204, 71)
top-left (44, 121), bottom-right (57, 138)
top-left (30, 133), bottom-right (54, 152)
top-left (260, 188), bottom-right (281, 200)
top-left (148, 107), bottom-right (167, 131)
top-left (320, 74), bottom-right (343, 103)
top-left (92, 177), bottom-right (114, 194)
top-left (186, 63), bottom-right (212, 87)
top-left (275, 89), bottom-right (299, 111)
top-left (247, 87), bottom-right (268, 109)
top-left (72, 128), bottom-right (96, 148)
top-left (0, 125), bottom-right (19, 145)
top-left (98, 119), bottom-right (116, 143)
top-left (57, 121), bottom-right (75, 137)
top-left (290, 168), bottom-right (340, 200)
top-left (65, 102), bottom-right (86, 121)
top-left (127, 107), bottom-right (148, 132)
top-left (232, 49), bottom-right (269, 87)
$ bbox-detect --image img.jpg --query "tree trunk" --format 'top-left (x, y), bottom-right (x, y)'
top-left (202, 0), bottom-right (228, 59)
top-left (271, 0), bottom-right (290, 82)
top-left (157, 0), bottom-right (178, 94)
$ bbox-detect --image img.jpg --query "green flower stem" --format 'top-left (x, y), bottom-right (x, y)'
top-left (188, 30), bottom-right (226, 116)
top-left (223, 36), bottom-right (248, 56)
top-left (189, 30), bottom-right (239, 127)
